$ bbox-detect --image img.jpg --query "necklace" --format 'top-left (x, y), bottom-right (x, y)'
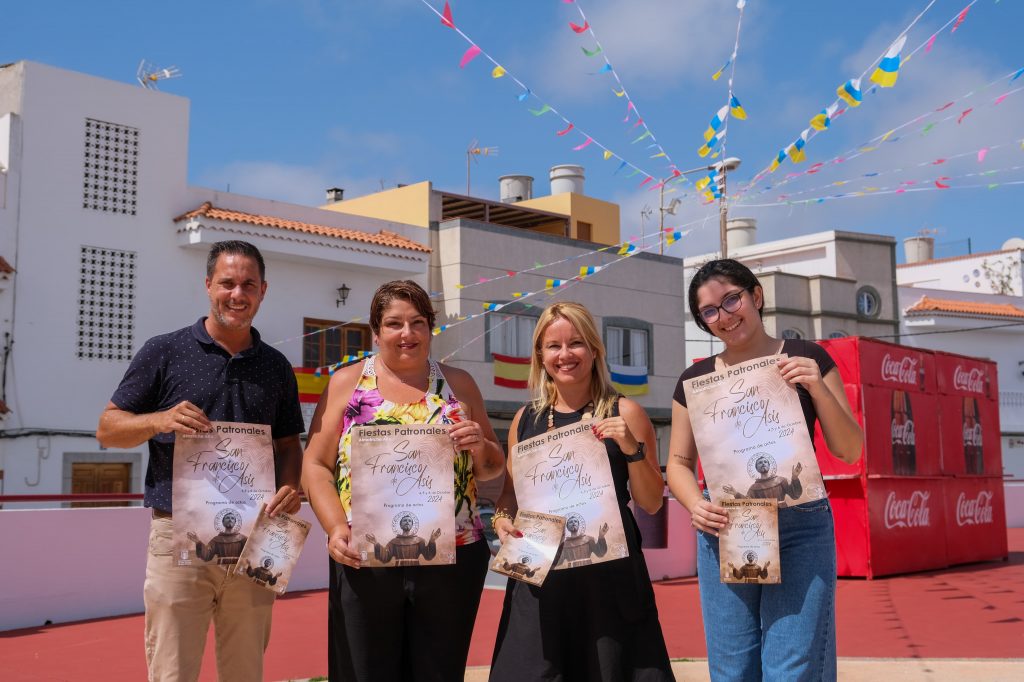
top-left (548, 401), bottom-right (594, 431)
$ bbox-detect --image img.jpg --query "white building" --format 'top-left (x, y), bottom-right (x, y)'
top-left (897, 238), bottom-right (1024, 478)
top-left (0, 61), bottom-right (432, 504)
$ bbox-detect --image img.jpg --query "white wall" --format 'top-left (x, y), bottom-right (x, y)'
top-left (898, 249), bottom-right (1024, 296)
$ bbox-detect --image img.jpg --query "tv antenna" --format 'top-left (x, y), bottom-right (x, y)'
top-left (137, 61), bottom-right (182, 90)
top-left (466, 139), bottom-right (498, 195)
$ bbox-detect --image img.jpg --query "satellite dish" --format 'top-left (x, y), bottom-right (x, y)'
top-left (1001, 237), bottom-right (1024, 251)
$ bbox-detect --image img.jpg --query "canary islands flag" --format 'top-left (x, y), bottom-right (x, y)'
top-left (729, 95), bottom-right (747, 120)
top-left (609, 362), bottom-right (649, 396)
top-left (837, 78), bottom-right (862, 107)
top-left (810, 103), bottom-right (837, 131)
top-left (698, 130), bottom-right (726, 158)
top-left (870, 35), bottom-right (907, 88)
top-left (703, 105), bottom-right (729, 141)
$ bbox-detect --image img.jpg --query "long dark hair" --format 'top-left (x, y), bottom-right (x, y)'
top-left (688, 259), bottom-right (764, 334)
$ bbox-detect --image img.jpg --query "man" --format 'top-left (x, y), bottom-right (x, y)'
top-left (499, 555), bottom-right (538, 580)
top-left (365, 513), bottom-right (441, 566)
top-left (245, 557), bottom-right (283, 587)
top-left (723, 455), bottom-right (803, 503)
top-left (97, 240), bottom-right (304, 682)
top-left (728, 551), bottom-right (771, 583)
top-left (187, 509), bottom-right (247, 566)
top-left (554, 515), bottom-right (609, 569)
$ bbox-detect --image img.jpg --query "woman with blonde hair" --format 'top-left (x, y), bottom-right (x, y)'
top-left (490, 301), bottom-right (673, 681)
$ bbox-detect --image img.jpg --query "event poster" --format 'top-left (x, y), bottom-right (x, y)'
top-left (683, 355), bottom-right (826, 508)
top-left (232, 503), bottom-right (311, 595)
top-left (490, 510), bottom-right (566, 587)
top-left (172, 422), bottom-right (276, 568)
top-left (350, 424), bottom-right (457, 567)
top-left (511, 420), bottom-right (628, 570)
top-left (719, 499), bottom-right (781, 584)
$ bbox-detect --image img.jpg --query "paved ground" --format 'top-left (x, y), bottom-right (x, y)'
top-left (2, 529), bottom-right (1021, 681)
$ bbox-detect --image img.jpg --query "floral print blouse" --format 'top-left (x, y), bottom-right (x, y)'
top-left (336, 355), bottom-right (484, 546)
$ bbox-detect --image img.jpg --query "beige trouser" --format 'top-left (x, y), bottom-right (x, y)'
top-left (144, 516), bottom-right (276, 682)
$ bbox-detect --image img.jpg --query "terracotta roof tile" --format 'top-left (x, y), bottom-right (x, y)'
top-left (905, 295), bottom-right (1024, 319)
top-left (0, 256), bottom-right (14, 274)
top-left (174, 202), bottom-right (431, 253)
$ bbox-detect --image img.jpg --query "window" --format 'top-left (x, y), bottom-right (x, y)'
top-left (302, 318), bottom-right (372, 368)
top-left (607, 326), bottom-right (648, 368)
top-left (828, 330), bottom-right (848, 339)
top-left (489, 313), bottom-right (536, 357)
top-left (82, 118), bottom-right (139, 215)
top-left (781, 328), bottom-right (804, 340)
top-left (856, 286), bottom-right (881, 318)
top-left (77, 246), bottom-right (135, 361)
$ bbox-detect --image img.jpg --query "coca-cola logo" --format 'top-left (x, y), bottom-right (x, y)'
top-left (884, 491), bottom-right (931, 529)
top-left (881, 353), bottom-right (919, 385)
top-left (955, 491), bottom-right (994, 526)
top-left (892, 419), bottom-right (916, 446)
top-left (953, 366), bottom-right (985, 394)
top-left (963, 423), bottom-right (983, 448)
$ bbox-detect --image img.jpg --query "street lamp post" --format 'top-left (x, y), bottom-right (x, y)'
top-left (657, 157), bottom-right (741, 256)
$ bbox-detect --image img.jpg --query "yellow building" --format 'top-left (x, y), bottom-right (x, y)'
top-left (321, 164), bottom-right (621, 245)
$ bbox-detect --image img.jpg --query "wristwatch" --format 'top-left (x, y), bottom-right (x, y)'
top-left (623, 442), bottom-right (646, 463)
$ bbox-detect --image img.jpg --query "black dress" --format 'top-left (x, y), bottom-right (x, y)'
top-left (489, 402), bottom-right (674, 681)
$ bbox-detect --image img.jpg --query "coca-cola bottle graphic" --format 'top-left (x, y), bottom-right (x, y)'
top-left (891, 390), bottom-right (917, 475)
top-left (963, 396), bottom-right (984, 475)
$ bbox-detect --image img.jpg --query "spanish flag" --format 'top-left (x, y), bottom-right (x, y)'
top-left (609, 362), bottom-right (649, 396)
top-left (870, 35), bottom-right (906, 88)
top-left (294, 367), bottom-right (330, 403)
top-left (493, 353), bottom-right (530, 389)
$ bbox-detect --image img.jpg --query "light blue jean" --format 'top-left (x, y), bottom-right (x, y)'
top-left (697, 497), bottom-right (837, 681)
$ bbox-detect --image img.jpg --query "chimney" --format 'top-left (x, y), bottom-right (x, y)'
top-left (499, 175), bottom-right (534, 203)
top-left (725, 217), bottom-right (757, 252)
top-left (325, 187), bottom-right (345, 203)
top-left (903, 236), bottom-right (935, 263)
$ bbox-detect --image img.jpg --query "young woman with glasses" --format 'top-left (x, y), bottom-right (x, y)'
top-left (667, 259), bottom-right (863, 681)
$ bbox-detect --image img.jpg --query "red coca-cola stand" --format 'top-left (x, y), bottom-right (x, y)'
top-left (814, 337), bottom-right (1007, 578)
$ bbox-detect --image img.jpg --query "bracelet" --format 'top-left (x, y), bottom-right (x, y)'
top-left (491, 509), bottom-right (513, 530)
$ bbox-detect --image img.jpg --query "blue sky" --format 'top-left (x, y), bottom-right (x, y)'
top-left (5, 0), bottom-right (1023, 258)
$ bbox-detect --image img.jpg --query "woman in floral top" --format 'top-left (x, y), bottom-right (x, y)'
top-left (303, 280), bottom-right (504, 682)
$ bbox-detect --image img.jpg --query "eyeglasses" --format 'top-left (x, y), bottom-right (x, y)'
top-left (698, 287), bottom-right (752, 324)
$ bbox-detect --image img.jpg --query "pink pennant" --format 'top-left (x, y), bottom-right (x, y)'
top-left (639, 176), bottom-right (653, 187)
top-left (631, 117), bottom-right (644, 129)
top-left (901, 180), bottom-right (918, 186)
top-left (957, 108), bottom-right (973, 124)
top-left (935, 177), bottom-right (951, 189)
top-left (459, 45), bottom-right (482, 68)
top-left (478, 277), bottom-right (488, 283)
top-left (925, 34), bottom-right (937, 53)
top-left (994, 93), bottom-right (1009, 105)
top-left (951, 6), bottom-right (969, 34)
top-left (807, 163), bottom-right (824, 174)
top-left (572, 136), bottom-right (594, 151)
top-left (570, 20), bottom-right (589, 33)
top-left (441, 1), bottom-right (455, 29)
top-left (833, 107), bottom-right (847, 118)
top-left (978, 148), bottom-right (989, 163)
top-left (649, 182), bottom-right (665, 191)
top-left (506, 271), bottom-right (516, 277)
top-left (672, 169), bottom-right (682, 177)
top-left (935, 102), bottom-right (954, 112)
top-left (896, 189), bottom-right (907, 194)
top-left (932, 158), bottom-right (946, 165)
top-left (556, 122), bottom-right (574, 136)
top-left (623, 101), bottom-right (636, 122)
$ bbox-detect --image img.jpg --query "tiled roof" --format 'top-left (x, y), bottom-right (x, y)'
top-left (0, 256), bottom-right (14, 274)
top-left (905, 295), bottom-right (1024, 319)
top-left (174, 202), bottom-right (431, 253)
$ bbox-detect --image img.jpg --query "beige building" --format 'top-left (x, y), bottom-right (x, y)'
top-left (683, 220), bottom-right (899, 363)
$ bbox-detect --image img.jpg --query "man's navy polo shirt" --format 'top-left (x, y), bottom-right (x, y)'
top-left (111, 317), bottom-right (305, 513)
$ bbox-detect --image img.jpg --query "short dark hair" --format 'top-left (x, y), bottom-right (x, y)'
top-left (369, 280), bottom-right (436, 334)
top-left (207, 240), bottom-right (266, 281)
top-left (688, 259), bottom-right (764, 334)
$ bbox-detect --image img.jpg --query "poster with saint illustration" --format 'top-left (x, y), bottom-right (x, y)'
top-left (683, 355), bottom-right (826, 508)
top-left (719, 499), bottom-right (781, 584)
top-left (490, 510), bottom-right (566, 587)
top-left (171, 422), bottom-right (276, 568)
top-left (232, 503), bottom-right (312, 595)
top-left (350, 424), bottom-right (457, 567)
top-left (511, 420), bottom-right (628, 570)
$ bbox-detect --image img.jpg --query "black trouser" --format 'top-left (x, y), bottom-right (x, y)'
top-left (328, 539), bottom-right (491, 682)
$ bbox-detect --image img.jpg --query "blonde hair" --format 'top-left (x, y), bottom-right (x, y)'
top-left (528, 302), bottom-right (618, 421)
